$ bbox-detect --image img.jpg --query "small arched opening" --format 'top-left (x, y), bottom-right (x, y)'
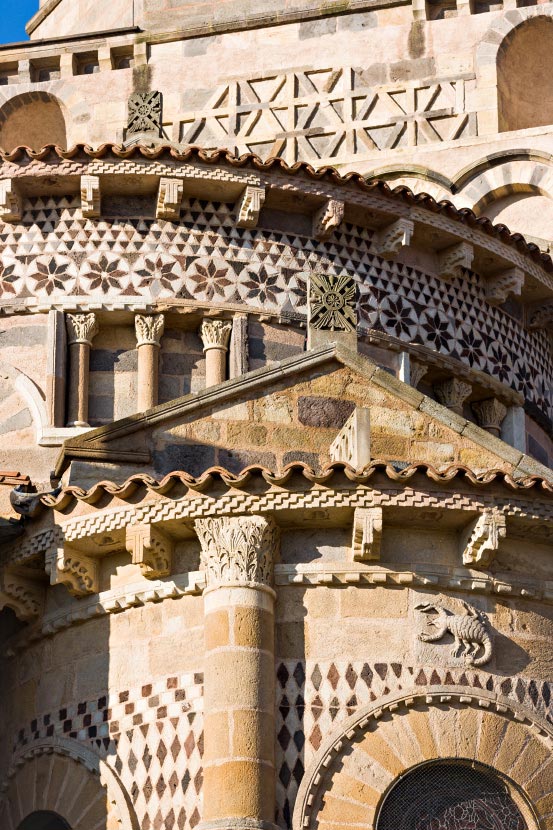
top-left (0, 92), bottom-right (67, 151)
top-left (498, 16), bottom-right (553, 132)
top-left (17, 812), bottom-right (71, 830)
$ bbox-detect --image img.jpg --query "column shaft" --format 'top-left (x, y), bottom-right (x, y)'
top-left (135, 314), bottom-right (165, 412)
top-left (65, 313), bottom-right (98, 428)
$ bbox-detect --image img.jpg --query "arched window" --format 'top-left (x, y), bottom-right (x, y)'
top-left (498, 17), bottom-right (553, 132)
top-left (377, 761), bottom-right (529, 830)
top-left (0, 92), bottom-right (67, 151)
top-left (17, 812), bottom-right (71, 830)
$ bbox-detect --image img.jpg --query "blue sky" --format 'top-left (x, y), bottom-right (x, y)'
top-left (0, 1), bottom-right (37, 44)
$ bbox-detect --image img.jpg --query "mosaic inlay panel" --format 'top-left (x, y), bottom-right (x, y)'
top-left (0, 196), bottom-right (551, 426)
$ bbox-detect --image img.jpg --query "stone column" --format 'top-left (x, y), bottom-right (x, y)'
top-left (135, 313), bottom-right (165, 411)
top-left (65, 313), bottom-right (98, 427)
top-left (200, 319), bottom-right (232, 387)
top-left (195, 515), bottom-right (279, 830)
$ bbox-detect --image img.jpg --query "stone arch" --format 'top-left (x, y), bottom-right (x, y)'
top-left (0, 360), bottom-right (47, 444)
top-left (0, 737), bottom-right (138, 830)
top-left (476, 8), bottom-right (553, 135)
top-left (293, 688), bottom-right (553, 830)
top-left (366, 164), bottom-right (454, 201)
top-left (0, 92), bottom-right (68, 151)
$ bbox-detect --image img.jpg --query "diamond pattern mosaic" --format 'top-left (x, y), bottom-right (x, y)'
top-left (275, 660), bottom-right (553, 829)
top-left (0, 195), bottom-right (551, 423)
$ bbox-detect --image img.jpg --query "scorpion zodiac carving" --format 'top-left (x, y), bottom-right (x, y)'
top-left (415, 600), bottom-right (493, 666)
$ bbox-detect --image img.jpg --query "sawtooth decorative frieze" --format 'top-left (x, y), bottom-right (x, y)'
top-left (438, 242), bottom-right (474, 282)
top-left (235, 185), bottom-right (266, 228)
top-left (134, 313), bottom-right (165, 347)
top-left (351, 506), bottom-right (382, 562)
top-left (312, 199), bottom-right (344, 240)
top-left (308, 273), bottom-right (356, 331)
top-left (461, 510), bottom-right (507, 569)
top-left (125, 523), bottom-right (173, 579)
top-left (195, 515), bottom-right (279, 588)
top-left (0, 571), bottom-right (44, 621)
top-left (371, 218), bottom-right (414, 259)
top-left (65, 312), bottom-right (99, 346)
top-left (46, 545), bottom-right (99, 597)
top-left (0, 179), bottom-right (22, 222)
top-left (156, 177), bottom-right (184, 221)
top-left (329, 408), bottom-right (370, 469)
top-left (80, 175), bottom-right (101, 219)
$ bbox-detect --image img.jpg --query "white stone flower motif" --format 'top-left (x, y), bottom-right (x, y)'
top-left (131, 254), bottom-right (185, 299)
top-left (26, 255), bottom-right (78, 296)
top-left (185, 256), bottom-right (236, 302)
top-left (78, 253), bottom-right (131, 296)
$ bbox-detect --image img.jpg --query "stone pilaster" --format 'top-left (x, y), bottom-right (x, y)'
top-left (195, 515), bottom-right (279, 830)
top-left (200, 319), bottom-right (232, 387)
top-left (135, 314), bottom-right (165, 411)
top-left (65, 312), bottom-right (98, 427)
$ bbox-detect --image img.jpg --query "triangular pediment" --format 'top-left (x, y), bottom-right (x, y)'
top-left (57, 344), bottom-right (549, 484)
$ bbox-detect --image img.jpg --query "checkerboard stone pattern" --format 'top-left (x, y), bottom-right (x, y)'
top-left (1, 196), bottom-right (552, 427)
top-left (274, 660), bottom-right (553, 829)
top-left (13, 671), bottom-right (204, 830)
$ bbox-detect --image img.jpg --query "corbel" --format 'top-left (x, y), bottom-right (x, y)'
top-left (461, 510), bottom-right (506, 569)
top-left (528, 301), bottom-right (553, 331)
top-left (0, 179), bottom-right (22, 222)
top-left (312, 199), bottom-right (344, 240)
top-left (235, 185), bottom-right (266, 228)
top-left (484, 267), bottom-right (524, 306)
top-left (351, 506), bottom-right (382, 562)
top-left (46, 543), bottom-right (99, 597)
top-left (438, 242), bottom-right (473, 282)
top-left (0, 569), bottom-right (44, 621)
top-left (371, 218), bottom-right (414, 259)
top-left (329, 408), bottom-right (370, 470)
top-left (156, 177), bottom-right (184, 221)
top-left (125, 523), bottom-right (173, 579)
top-left (80, 175), bottom-right (101, 218)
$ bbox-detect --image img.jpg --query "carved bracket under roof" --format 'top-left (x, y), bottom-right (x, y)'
top-left (46, 544), bottom-right (99, 597)
top-left (371, 218), bottom-right (414, 259)
top-left (438, 242), bottom-right (473, 282)
top-left (527, 301), bottom-right (553, 331)
top-left (329, 408), bottom-right (370, 470)
top-left (125, 523), bottom-right (173, 579)
top-left (80, 175), bottom-right (101, 219)
top-left (235, 185), bottom-right (266, 228)
top-left (351, 506), bottom-right (382, 562)
top-left (484, 267), bottom-right (524, 306)
top-left (0, 179), bottom-right (22, 222)
top-left (157, 177), bottom-right (184, 221)
top-left (461, 510), bottom-right (507, 569)
top-left (0, 570), bottom-right (44, 621)
top-left (312, 199), bottom-right (344, 240)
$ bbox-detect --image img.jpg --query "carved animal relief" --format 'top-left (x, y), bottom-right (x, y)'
top-left (415, 600), bottom-right (492, 667)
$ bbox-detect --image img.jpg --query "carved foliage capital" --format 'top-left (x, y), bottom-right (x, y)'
top-left (125, 523), bottom-right (173, 579)
top-left (472, 397), bottom-right (507, 434)
top-left (200, 318), bottom-right (232, 351)
top-left (195, 515), bottom-right (279, 588)
top-left (66, 312), bottom-right (99, 346)
top-left (135, 313), bottom-right (165, 347)
top-left (434, 377), bottom-right (472, 414)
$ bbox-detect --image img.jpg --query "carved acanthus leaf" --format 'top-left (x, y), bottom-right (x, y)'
top-left (65, 313), bottom-right (99, 346)
top-left (0, 570), bottom-right (44, 621)
top-left (438, 242), bottom-right (473, 282)
top-left (351, 506), bottom-right (382, 562)
top-left (135, 313), bottom-right (165, 347)
top-left (125, 523), bottom-right (173, 579)
top-left (0, 179), bottom-right (22, 222)
top-left (313, 199), bottom-right (345, 240)
top-left (371, 218), bottom-right (413, 259)
top-left (81, 175), bottom-right (101, 218)
top-left (329, 408), bottom-right (370, 470)
top-left (434, 377), bottom-right (472, 415)
top-left (156, 177), bottom-right (184, 221)
top-left (461, 510), bottom-right (507, 569)
top-left (409, 360), bottom-right (427, 389)
top-left (236, 185), bottom-right (266, 228)
top-left (195, 515), bottom-right (278, 587)
top-left (472, 397), bottom-right (507, 436)
top-left (200, 318), bottom-right (233, 350)
top-left (47, 545), bottom-right (99, 597)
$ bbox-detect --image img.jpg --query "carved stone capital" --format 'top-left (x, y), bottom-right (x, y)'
top-left (157, 177), bottom-right (184, 221)
top-left (0, 570), bottom-right (44, 621)
top-left (351, 506), bottom-right (382, 562)
top-left (484, 267), bottom-right (523, 306)
top-left (200, 318), bottom-right (233, 351)
top-left (409, 360), bottom-right (427, 389)
top-left (135, 313), bottom-right (165, 347)
top-left (66, 313), bottom-right (99, 347)
top-left (81, 175), bottom-right (101, 218)
top-left (47, 545), bottom-right (99, 597)
top-left (125, 523), bottom-right (173, 579)
top-left (195, 515), bottom-right (279, 588)
top-left (461, 510), bottom-right (507, 569)
top-left (313, 199), bottom-right (344, 240)
top-left (236, 185), bottom-right (266, 228)
top-left (472, 397), bottom-right (507, 436)
top-left (434, 377), bottom-right (472, 415)
top-left (438, 242), bottom-right (473, 282)
top-left (0, 179), bottom-right (22, 222)
top-left (371, 218), bottom-right (413, 259)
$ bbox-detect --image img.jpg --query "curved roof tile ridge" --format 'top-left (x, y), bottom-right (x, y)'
top-left (0, 142), bottom-right (550, 271)
top-left (40, 461), bottom-right (553, 511)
